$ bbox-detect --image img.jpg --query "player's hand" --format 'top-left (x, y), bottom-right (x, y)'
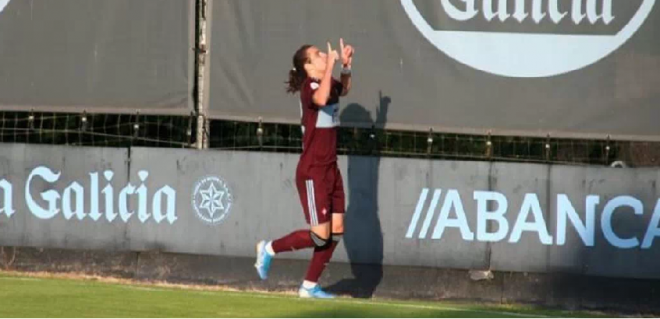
top-left (327, 42), bottom-right (339, 66)
top-left (340, 38), bottom-right (354, 68)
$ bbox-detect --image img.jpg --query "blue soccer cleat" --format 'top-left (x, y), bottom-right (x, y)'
top-left (298, 285), bottom-right (335, 299)
top-left (254, 240), bottom-right (272, 280)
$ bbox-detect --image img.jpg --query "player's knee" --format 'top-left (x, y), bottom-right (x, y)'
top-left (331, 223), bottom-right (344, 234)
top-left (310, 231), bottom-right (330, 248)
top-left (331, 214), bottom-right (344, 234)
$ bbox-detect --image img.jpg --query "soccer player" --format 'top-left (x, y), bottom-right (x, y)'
top-left (254, 39), bottom-right (354, 299)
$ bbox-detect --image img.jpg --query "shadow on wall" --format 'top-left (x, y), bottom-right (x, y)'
top-left (326, 92), bottom-right (390, 298)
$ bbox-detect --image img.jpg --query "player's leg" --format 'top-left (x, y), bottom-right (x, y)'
top-left (331, 164), bottom-right (346, 241)
top-left (298, 220), bottom-right (333, 298)
top-left (299, 166), bottom-right (345, 298)
top-left (328, 164), bottom-right (346, 252)
top-left (273, 176), bottom-right (331, 253)
top-left (254, 176), bottom-right (319, 280)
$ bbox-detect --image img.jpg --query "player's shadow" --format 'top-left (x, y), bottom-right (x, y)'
top-left (326, 92), bottom-right (390, 298)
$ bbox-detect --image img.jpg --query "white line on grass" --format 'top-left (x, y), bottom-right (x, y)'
top-left (0, 277), bottom-right (42, 281)
top-left (120, 284), bottom-right (550, 318)
top-left (329, 299), bottom-right (550, 318)
top-left (119, 286), bottom-right (161, 292)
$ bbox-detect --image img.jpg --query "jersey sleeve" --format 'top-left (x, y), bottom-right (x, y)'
top-left (301, 78), bottom-right (342, 109)
top-left (301, 80), bottom-right (319, 109)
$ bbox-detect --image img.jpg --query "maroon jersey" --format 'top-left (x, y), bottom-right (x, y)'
top-left (297, 77), bottom-right (343, 174)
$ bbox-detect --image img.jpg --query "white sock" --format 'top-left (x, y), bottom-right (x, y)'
top-left (265, 241), bottom-right (275, 256)
top-left (302, 280), bottom-right (317, 289)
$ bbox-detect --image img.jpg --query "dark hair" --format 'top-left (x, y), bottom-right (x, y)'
top-left (286, 45), bottom-right (312, 94)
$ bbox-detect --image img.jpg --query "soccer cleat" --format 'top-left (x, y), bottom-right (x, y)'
top-left (254, 240), bottom-right (272, 280)
top-left (298, 285), bottom-right (335, 299)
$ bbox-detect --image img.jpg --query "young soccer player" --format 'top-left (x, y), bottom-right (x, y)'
top-left (255, 39), bottom-right (354, 299)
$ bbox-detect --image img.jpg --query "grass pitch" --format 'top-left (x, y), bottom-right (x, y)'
top-left (0, 272), bottom-right (608, 318)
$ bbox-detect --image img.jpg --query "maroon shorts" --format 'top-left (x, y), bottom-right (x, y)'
top-left (296, 164), bottom-right (345, 226)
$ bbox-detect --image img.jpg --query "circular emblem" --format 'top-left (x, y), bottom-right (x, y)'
top-left (191, 176), bottom-right (234, 225)
top-left (401, 0), bottom-right (655, 77)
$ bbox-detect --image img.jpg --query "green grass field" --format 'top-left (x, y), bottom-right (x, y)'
top-left (0, 272), bottom-right (607, 318)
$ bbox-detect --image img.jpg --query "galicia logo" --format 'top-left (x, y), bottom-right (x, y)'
top-left (401, 0), bottom-right (655, 77)
top-left (0, 0), bottom-right (10, 14)
top-left (0, 166), bottom-right (178, 224)
top-left (191, 176), bottom-right (234, 225)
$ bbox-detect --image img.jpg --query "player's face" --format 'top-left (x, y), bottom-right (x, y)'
top-left (305, 46), bottom-right (327, 74)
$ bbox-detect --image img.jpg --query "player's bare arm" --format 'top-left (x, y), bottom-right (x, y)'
top-left (339, 38), bottom-right (353, 97)
top-left (312, 42), bottom-right (339, 106)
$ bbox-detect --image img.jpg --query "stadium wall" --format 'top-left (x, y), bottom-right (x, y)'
top-left (1, 144), bottom-right (660, 311)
